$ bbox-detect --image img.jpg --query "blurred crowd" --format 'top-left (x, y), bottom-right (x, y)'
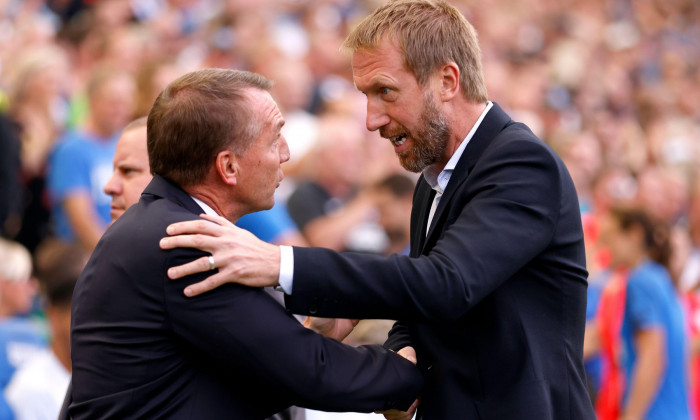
top-left (0, 0), bottom-right (698, 419)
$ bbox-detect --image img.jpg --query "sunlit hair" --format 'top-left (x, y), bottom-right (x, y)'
top-left (147, 68), bottom-right (272, 187)
top-left (5, 45), bottom-right (68, 108)
top-left (0, 239), bottom-right (32, 283)
top-left (343, 0), bottom-right (487, 102)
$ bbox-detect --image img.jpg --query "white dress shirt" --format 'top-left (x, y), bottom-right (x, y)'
top-left (278, 102), bottom-right (493, 295)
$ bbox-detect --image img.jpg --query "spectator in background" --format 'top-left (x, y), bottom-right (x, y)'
top-left (5, 241), bottom-right (86, 420)
top-left (636, 165), bottom-right (689, 228)
top-left (47, 66), bottom-right (136, 252)
top-left (0, 239), bottom-right (46, 420)
top-left (102, 117), bottom-right (151, 222)
top-left (134, 58), bottom-right (186, 119)
top-left (0, 114), bottom-right (22, 240)
top-left (592, 206), bottom-right (690, 420)
top-left (287, 113), bottom-right (384, 253)
top-left (236, 202), bottom-right (308, 248)
top-left (555, 130), bottom-right (603, 216)
top-left (3, 45), bottom-right (71, 252)
top-left (372, 173), bottom-right (415, 257)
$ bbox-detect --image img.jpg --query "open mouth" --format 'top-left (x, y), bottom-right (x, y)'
top-left (390, 134), bottom-right (407, 147)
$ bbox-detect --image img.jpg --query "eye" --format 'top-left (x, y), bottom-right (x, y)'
top-left (121, 167), bottom-right (140, 177)
top-left (379, 87), bottom-right (391, 95)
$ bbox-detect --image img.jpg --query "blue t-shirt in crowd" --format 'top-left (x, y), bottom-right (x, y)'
top-left (47, 130), bottom-right (117, 242)
top-left (236, 201), bottom-right (298, 243)
top-left (621, 260), bottom-right (690, 420)
top-left (584, 271), bottom-right (608, 397)
top-left (0, 317), bottom-right (47, 420)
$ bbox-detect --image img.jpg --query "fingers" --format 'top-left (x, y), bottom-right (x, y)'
top-left (166, 255), bottom-right (215, 280)
top-left (160, 233), bottom-right (218, 253)
top-left (164, 215), bottom-right (229, 238)
top-left (183, 271), bottom-right (230, 297)
top-left (397, 346), bottom-right (417, 365)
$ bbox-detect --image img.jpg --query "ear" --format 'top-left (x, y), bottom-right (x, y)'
top-left (438, 62), bottom-right (460, 101)
top-left (215, 149), bottom-right (238, 186)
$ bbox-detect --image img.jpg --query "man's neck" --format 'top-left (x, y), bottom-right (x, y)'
top-left (433, 101), bottom-right (488, 173)
top-left (185, 184), bottom-right (242, 223)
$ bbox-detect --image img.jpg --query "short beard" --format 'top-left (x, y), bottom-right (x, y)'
top-left (397, 92), bottom-right (451, 173)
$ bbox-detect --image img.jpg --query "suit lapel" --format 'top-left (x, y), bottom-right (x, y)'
top-left (423, 103), bottom-right (512, 248)
top-left (410, 176), bottom-right (435, 257)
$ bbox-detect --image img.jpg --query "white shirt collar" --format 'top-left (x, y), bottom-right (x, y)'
top-left (190, 196), bottom-right (219, 217)
top-left (423, 101), bottom-right (493, 193)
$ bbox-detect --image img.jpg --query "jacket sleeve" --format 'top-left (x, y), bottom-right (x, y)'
top-left (383, 321), bottom-right (413, 353)
top-left (286, 137), bottom-right (565, 322)
top-left (163, 252), bottom-right (422, 413)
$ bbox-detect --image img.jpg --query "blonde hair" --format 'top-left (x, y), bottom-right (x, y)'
top-left (5, 45), bottom-right (68, 107)
top-left (0, 239), bottom-right (32, 283)
top-left (343, 0), bottom-right (487, 102)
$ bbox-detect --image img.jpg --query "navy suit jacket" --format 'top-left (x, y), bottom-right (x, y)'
top-left (286, 104), bottom-right (596, 419)
top-left (69, 175), bottom-right (421, 419)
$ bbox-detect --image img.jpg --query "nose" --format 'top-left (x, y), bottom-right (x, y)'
top-left (366, 97), bottom-right (390, 132)
top-left (103, 172), bottom-right (120, 196)
top-left (279, 135), bottom-right (291, 164)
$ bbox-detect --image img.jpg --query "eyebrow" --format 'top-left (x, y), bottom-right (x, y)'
top-left (358, 77), bottom-right (395, 95)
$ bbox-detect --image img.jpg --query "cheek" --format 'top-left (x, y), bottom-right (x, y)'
top-left (124, 179), bottom-right (144, 205)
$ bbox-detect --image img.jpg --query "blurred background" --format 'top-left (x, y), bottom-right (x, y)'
top-left (0, 0), bottom-right (698, 419)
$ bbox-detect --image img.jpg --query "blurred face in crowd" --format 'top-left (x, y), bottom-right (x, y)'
top-left (104, 125), bottom-right (152, 221)
top-left (317, 116), bottom-right (367, 189)
top-left (0, 277), bottom-right (38, 317)
top-left (598, 212), bottom-right (640, 269)
top-left (90, 73), bottom-right (136, 138)
top-left (375, 187), bottom-right (412, 244)
top-left (233, 89), bottom-right (290, 214)
top-left (352, 37), bottom-right (450, 173)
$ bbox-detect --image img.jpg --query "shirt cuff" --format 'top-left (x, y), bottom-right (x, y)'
top-left (277, 245), bottom-right (294, 295)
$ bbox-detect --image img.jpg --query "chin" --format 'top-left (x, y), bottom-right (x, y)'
top-left (109, 210), bottom-right (124, 221)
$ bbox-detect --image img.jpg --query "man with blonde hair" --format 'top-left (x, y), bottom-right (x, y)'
top-left (162, 1), bottom-right (595, 418)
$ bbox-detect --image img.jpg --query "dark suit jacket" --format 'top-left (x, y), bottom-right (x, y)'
top-left (69, 175), bottom-right (421, 419)
top-left (286, 103), bottom-right (595, 419)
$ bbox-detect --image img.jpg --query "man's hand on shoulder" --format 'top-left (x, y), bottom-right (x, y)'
top-left (159, 213), bottom-right (281, 296)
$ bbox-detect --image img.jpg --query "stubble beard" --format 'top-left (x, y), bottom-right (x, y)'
top-left (397, 93), bottom-right (451, 173)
